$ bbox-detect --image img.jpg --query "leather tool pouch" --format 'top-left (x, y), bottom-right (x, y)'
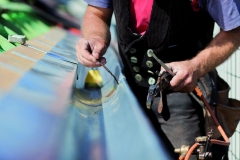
top-left (198, 70), bottom-right (240, 139)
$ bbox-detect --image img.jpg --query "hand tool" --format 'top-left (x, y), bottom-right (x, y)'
top-left (147, 49), bottom-right (175, 76)
top-left (147, 49), bottom-right (230, 159)
top-left (146, 49), bottom-right (175, 113)
top-left (146, 84), bottom-right (159, 109)
top-left (99, 62), bottom-right (119, 84)
top-left (146, 49), bottom-right (205, 112)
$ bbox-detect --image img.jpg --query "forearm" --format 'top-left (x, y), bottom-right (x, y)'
top-left (191, 26), bottom-right (240, 78)
top-left (82, 5), bottom-right (113, 47)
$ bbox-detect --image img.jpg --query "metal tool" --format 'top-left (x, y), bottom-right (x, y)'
top-left (86, 42), bottom-right (119, 84)
top-left (157, 71), bottom-right (173, 113)
top-left (146, 71), bottom-right (171, 112)
top-left (99, 62), bottom-right (119, 84)
top-left (146, 84), bottom-right (159, 109)
top-left (147, 49), bottom-right (175, 76)
top-left (147, 49), bottom-right (206, 109)
top-left (146, 49), bottom-right (174, 112)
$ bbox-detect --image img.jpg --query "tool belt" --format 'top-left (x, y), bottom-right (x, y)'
top-left (145, 49), bottom-right (240, 138)
top-left (198, 70), bottom-right (240, 139)
top-left (147, 69), bottom-right (240, 139)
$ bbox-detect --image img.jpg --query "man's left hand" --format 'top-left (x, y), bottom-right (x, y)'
top-left (162, 60), bottom-right (199, 93)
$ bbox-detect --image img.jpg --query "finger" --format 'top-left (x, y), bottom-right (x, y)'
top-left (171, 79), bottom-right (186, 92)
top-left (75, 39), bottom-right (97, 62)
top-left (170, 75), bottom-right (195, 93)
top-left (173, 83), bottom-right (194, 93)
top-left (169, 70), bottom-right (185, 89)
top-left (91, 42), bottom-right (106, 60)
top-left (80, 40), bottom-right (98, 62)
top-left (81, 39), bottom-right (90, 50)
top-left (78, 53), bottom-right (102, 68)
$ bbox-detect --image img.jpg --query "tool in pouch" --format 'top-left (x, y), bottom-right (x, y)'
top-left (148, 51), bottom-right (216, 159)
top-left (146, 50), bottom-right (231, 159)
top-left (146, 49), bottom-right (173, 113)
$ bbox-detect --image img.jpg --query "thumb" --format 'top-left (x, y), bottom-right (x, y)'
top-left (91, 42), bottom-right (106, 60)
top-left (160, 63), bottom-right (173, 73)
top-left (92, 51), bottom-right (100, 60)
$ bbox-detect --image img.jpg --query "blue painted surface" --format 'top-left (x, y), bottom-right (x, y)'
top-left (0, 31), bottom-right (77, 160)
top-left (59, 42), bottom-right (170, 160)
top-left (0, 29), bottom-right (169, 160)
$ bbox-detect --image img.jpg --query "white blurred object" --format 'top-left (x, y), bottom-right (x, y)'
top-left (66, 0), bottom-right (116, 25)
top-left (66, 0), bottom-right (88, 20)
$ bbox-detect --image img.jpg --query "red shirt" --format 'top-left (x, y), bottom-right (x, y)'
top-left (129, 0), bottom-right (154, 35)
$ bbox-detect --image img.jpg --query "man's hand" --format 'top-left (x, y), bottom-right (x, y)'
top-left (163, 26), bottom-right (240, 93)
top-left (76, 37), bottom-right (107, 68)
top-left (162, 60), bottom-right (199, 93)
top-left (76, 5), bottom-right (113, 67)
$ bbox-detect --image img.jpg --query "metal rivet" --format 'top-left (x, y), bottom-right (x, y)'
top-left (135, 74), bottom-right (142, 81)
top-left (133, 33), bottom-right (138, 36)
top-left (146, 60), bottom-right (153, 68)
top-left (147, 49), bottom-right (153, 57)
top-left (131, 56), bottom-right (138, 63)
top-left (133, 66), bottom-right (140, 72)
top-left (148, 77), bottom-right (156, 85)
top-left (147, 70), bottom-right (154, 75)
top-left (130, 48), bottom-right (137, 54)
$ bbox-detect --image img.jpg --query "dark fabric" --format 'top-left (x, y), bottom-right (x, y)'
top-left (111, 0), bottom-right (227, 159)
top-left (211, 138), bottom-right (229, 160)
top-left (152, 92), bottom-right (205, 160)
top-left (112, 0), bottom-right (214, 87)
top-left (128, 78), bottom-right (228, 160)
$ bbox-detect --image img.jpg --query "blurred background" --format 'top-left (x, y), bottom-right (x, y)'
top-left (0, 0), bottom-right (239, 160)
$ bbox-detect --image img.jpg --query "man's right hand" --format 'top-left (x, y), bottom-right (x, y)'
top-left (75, 5), bottom-right (113, 68)
top-left (76, 37), bottom-right (107, 68)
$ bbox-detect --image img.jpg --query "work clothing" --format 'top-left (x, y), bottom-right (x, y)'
top-left (84, 0), bottom-right (240, 31)
top-left (130, 83), bottom-right (229, 160)
top-left (83, 0), bottom-right (240, 159)
top-left (113, 0), bottom-right (214, 87)
top-left (112, 1), bottom-right (217, 158)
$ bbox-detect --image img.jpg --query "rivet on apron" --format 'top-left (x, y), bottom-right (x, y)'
top-left (148, 77), bottom-right (156, 85)
top-left (147, 49), bottom-right (153, 57)
top-left (131, 56), bottom-right (138, 63)
top-left (133, 66), bottom-right (140, 72)
top-left (129, 48), bottom-right (137, 54)
top-left (146, 60), bottom-right (153, 68)
top-left (135, 74), bottom-right (142, 82)
top-left (147, 70), bottom-right (154, 75)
